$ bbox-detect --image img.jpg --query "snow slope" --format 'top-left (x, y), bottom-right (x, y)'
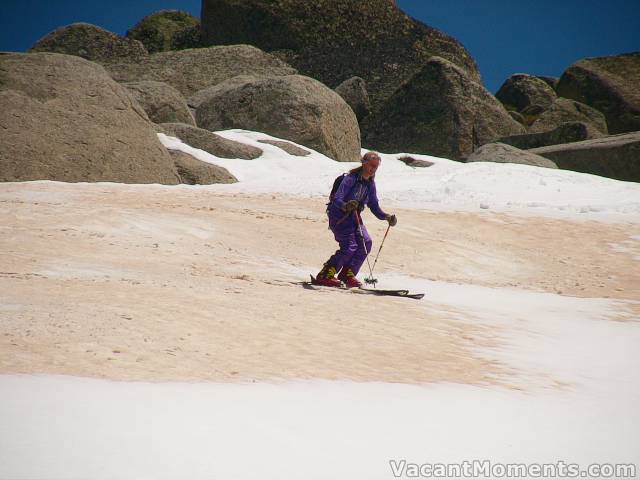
top-left (1, 130), bottom-right (639, 479)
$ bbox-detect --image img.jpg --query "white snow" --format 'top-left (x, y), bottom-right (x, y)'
top-left (159, 130), bottom-right (640, 223)
top-left (1, 352), bottom-right (639, 479)
top-left (369, 273), bottom-right (640, 391)
top-left (2, 130), bottom-right (639, 479)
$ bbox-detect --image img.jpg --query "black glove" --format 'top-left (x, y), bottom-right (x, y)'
top-left (344, 200), bottom-right (359, 212)
top-left (386, 214), bottom-right (397, 227)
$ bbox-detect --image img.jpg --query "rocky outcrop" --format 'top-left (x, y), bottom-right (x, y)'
top-left (398, 156), bottom-right (434, 168)
top-left (529, 98), bottom-right (608, 134)
top-left (496, 74), bottom-right (557, 112)
top-left (466, 143), bottom-right (558, 169)
top-left (104, 45), bottom-right (297, 98)
top-left (499, 122), bottom-right (604, 150)
top-left (334, 77), bottom-right (371, 122)
top-left (361, 57), bottom-right (525, 160)
top-left (200, 0), bottom-right (480, 112)
top-left (169, 150), bottom-right (237, 184)
top-left (536, 76), bottom-right (559, 91)
top-left (30, 23), bottom-right (148, 63)
top-left (530, 132), bottom-right (640, 182)
top-left (126, 10), bottom-right (201, 53)
top-left (186, 74), bottom-right (260, 111)
top-left (257, 139), bottom-right (310, 156)
top-left (159, 123), bottom-right (263, 159)
top-left (124, 81), bottom-right (195, 126)
top-left (518, 104), bottom-right (548, 127)
top-left (195, 75), bottom-right (361, 162)
top-left (0, 52), bottom-right (181, 184)
top-left (556, 52), bottom-right (640, 134)
top-left (508, 110), bottom-right (526, 125)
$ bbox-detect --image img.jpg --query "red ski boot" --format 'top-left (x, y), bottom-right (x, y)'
top-left (315, 264), bottom-right (342, 287)
top-left (338, 267), bottom-right (362, 289)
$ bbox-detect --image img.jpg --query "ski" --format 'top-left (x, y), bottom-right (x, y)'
top-left (360, 287), bottom-right (409, 295)
top-left (306, 275), bottom-right (424, 300)
top-left (356, 288), bottom-right (424, 300)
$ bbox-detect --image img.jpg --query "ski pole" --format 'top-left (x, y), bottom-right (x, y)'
top-left (354, 210), bottom-right (377, 286)
top-left (369, 223), bottom-right (391, 280)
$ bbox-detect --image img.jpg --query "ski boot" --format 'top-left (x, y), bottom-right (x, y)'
top-left (315, 264), bottom-right (342, 287)
top-left (338, 267), bottom-right (362, 289)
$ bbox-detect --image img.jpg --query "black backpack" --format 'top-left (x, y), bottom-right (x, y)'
top-left (329, 173), bottom-right (348, 203)
top-left (327, 172), bottom-right (363, 212)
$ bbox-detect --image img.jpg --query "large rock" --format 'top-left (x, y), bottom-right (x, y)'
top-left (508, 110), bottom-right (526, 125)
top-left (361, 57), bottom-right (525, 160)
top-left (499, 122), bottom-right (604, 150)
top-left (519, 104), bottom-right (547, 126)
top-left (496, 74), bottom-right (557, 112)
top-left (195, 75), bottom-right (361, 162)
top-left (0, 52), bottom-right (182, 184)
top-left (104, 45), bottom-right (297, 98)
top-left (124, 81), bottom-right (196, 126)
top-left (200, 0), bottom-right (480, 112)
top-left (536, 75), bottom-right (559, 91)
top-left (466, 143), bottom-right (558, 169)
top-left (556, 52), bottom-right (640, 134)
top-left (126, 10), bottom-right (201, 53)
top-left (30, 23), bottom-right (148, 63)
top-left (334, 77), bottom-right (371, 122)
top-left (159, 123), bottom-right (262, 159)
top-left (529, 97), bottom-right (608, 134)
top-left (530, 132), bottom-right (640, 182)
top-left (257, 139), bottom-right (310, 156)
top-left (169, 150), bottom-right (237, 184)
top-left (187, 74), bottom-right (260, 111)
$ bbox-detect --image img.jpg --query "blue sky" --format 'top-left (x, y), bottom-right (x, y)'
top-left (1, 0), bottom-right (638, 93)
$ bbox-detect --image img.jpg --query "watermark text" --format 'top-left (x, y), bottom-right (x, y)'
top-left (389, 459), bottom-right (637, 478)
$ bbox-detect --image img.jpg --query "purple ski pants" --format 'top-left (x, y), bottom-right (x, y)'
top-left (326, 213), bottom-right (372, 276)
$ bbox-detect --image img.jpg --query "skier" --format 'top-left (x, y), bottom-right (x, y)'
top-left (316, 151), bottom-right (397, 288)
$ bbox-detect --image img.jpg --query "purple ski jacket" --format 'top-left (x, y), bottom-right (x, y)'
top-left (327, 172), bottom-right (387, 227)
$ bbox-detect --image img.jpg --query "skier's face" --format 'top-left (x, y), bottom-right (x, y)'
top-left (362, 156), bottom-right (380, 179)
